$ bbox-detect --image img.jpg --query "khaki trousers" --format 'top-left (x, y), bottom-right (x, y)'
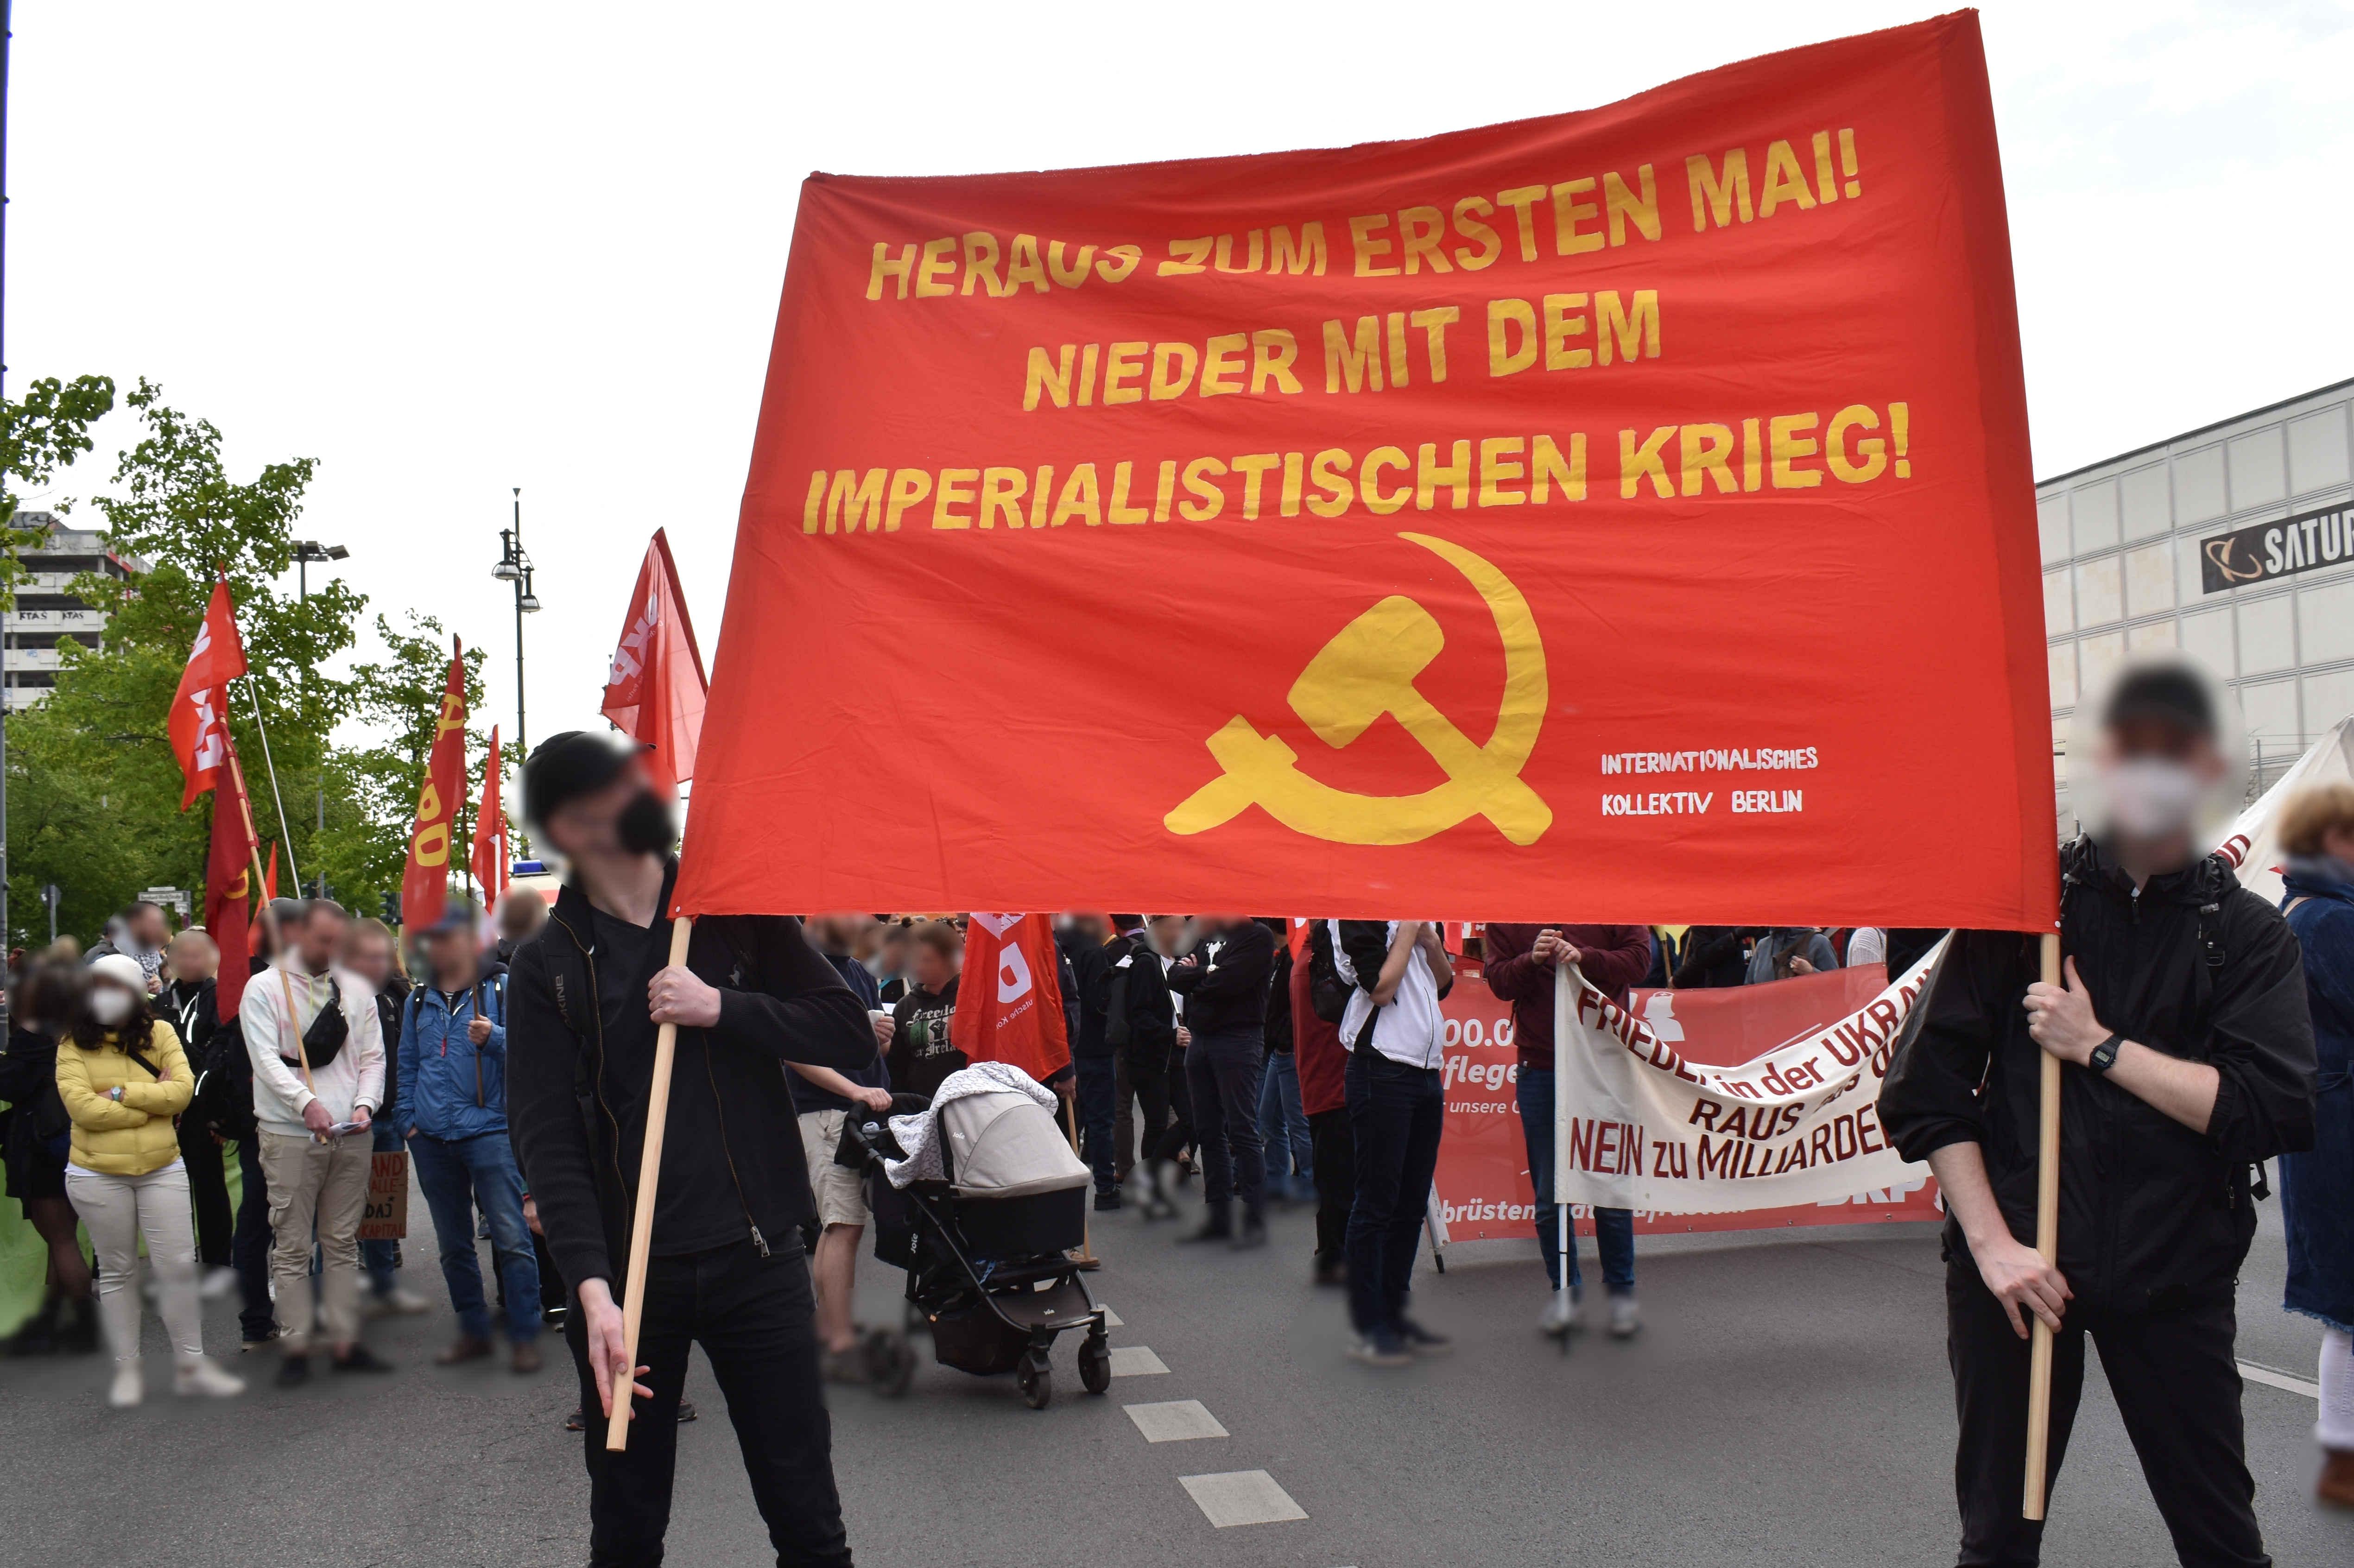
top-left (259, 1130), bottom-right (373, 1354)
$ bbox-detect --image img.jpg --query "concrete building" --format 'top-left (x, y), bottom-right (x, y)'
top-left (3, 512), bottom-right (140, 710)
top-left (2039, 378), bottom-right (2354, 825)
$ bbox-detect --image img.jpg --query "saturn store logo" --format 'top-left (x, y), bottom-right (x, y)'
top-left (2198, 501), bottom-right (2353, 593)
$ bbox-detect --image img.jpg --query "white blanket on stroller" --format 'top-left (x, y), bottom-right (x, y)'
top-left (883, 1062), bottom-right (1059, 1189)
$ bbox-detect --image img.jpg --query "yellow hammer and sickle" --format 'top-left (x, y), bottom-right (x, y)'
top-left (1165, 531), bottom-right (1552, 846)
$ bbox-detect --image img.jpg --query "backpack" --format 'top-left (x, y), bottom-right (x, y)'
top-left (1307, 922), bottom-right (1352, 1025)
top-left (191, 1015), bottom-right (257, 1143)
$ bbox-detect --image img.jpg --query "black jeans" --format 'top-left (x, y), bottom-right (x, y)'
top-left (1185, 1031), bottom-right (1266, 1217)
top-left (566, 1237), bottom-right (851, 1568)
top-left (1115, 1043), bottom-right (1172, 1182)
top-left (1073, 1055), bottom-right (1117, 1196)
top-left (178, 1117), bottom-right (234, 1270)
top-left (1944, 1260), bottom-right (2268, 1567)
top-left (1307, 1107), bottom-right (1354, 1267)
top-left (231, 1138), bottom-right (276, 1342)
top-left (1344, 1050), bottom-right (1443, 1336)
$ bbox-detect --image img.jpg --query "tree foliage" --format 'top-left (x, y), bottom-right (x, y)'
top-left (0, 374), bottom-right (118, 605)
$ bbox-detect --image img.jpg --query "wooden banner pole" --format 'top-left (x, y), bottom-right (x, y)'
top-left (607, 915), bottom-right (695, 1453)
top-left (2023, 929), bottom-right (2062, 1519)
top-left (1553, 960), bottom-right (1573, 1357)
top-left (1064, 1091), bottom-right (1097, 1265)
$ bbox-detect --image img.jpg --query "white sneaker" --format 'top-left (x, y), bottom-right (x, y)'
top-left (366, 1286), bottom-right (432, 1317)
top-left (175, 1356), bottom-right (247, 1398)
top-left (1607, 1293), bottom-right (1641, 1338)
top-left (1539, 1293), bottom-right (1575, 1337)
top-left (108, 1359), bottom-right (145, 1409)
top-left (199, 1267), bottom-right (240, 1301)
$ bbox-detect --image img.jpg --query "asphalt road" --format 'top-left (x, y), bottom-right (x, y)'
top-left (2, 1166), bottom-right (2347, 1568)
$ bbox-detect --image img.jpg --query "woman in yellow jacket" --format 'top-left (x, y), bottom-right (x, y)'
top-left (56, 955), bottom-right (244, 1407)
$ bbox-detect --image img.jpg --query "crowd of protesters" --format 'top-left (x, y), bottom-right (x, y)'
top-left (0, 677), bottom-right (2349, 1549)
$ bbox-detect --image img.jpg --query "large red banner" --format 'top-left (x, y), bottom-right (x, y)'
top-left (679, 13), bottom-right (2055, 929)
top-left (1435, 964), bottom-right (1937, 1242)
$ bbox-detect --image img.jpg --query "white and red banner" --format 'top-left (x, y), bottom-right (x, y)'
top-left (951, 913), bottom-right (1071, 1084)
top-left (1434, 957), bottom-right (1939, 1240)
top-left (602, 529), bottom-right (709, 794)
top-left (170, 577), bottom-right (246, 808)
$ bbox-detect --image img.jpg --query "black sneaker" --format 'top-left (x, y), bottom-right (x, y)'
top-left (331, 1345), bottom-right (395, 1374)
top-left (1348, 1328), bottom-right (1412, 1367)
top-left (1396, 1317), bottom-right (1453, 1356)
top-left (1179, 1213), bottom-right (1233, 1244)
top-left (1313, 1255), bottom-right (1347, 1288)
top-left (1231, 1216), bottom-right (1268, 1251)
top-left (1092, 1190), bottom-right (1123, 1213)
top-left (275, 1354), bottom-right (311, 1388)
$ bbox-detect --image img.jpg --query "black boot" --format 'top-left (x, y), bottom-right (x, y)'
top-left (3, 1295), bottom-right (58, 1357)
top-left (1232, 1212), bottom-right (1268, 1251)
top-left (1181, 1203), bottom-right (1233, 1243)
top-left (56, 1296), bottom-right (99, 1356)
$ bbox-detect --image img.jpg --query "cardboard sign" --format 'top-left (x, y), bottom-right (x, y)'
top-left (357, 1149), bottom-right (409, 1241)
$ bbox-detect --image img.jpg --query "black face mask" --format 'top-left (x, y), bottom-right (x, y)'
top-left (617, 789), bottom-right (676, 856)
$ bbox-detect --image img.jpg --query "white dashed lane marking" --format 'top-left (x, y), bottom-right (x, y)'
top-left (1124, 1400), bottom-right (1228, 1442)
top-left (2239, 1360), bottom-right (2320, 1398)
top-left (1100, 1305), bottom-right (1123, 1327)
top-left (1179, 1469), bottom-right (1308, 1527)
top-left (1108, 1346), bottom-right (1169, 1377)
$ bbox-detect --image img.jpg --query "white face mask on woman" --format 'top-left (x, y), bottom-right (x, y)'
top-left (86, 986), bottom-right (136, 1028)
top-left (2099, 756), bottom-right (2208, 839)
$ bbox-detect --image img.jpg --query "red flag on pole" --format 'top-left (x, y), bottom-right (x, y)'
top-left (263, 842), bottom-right (278, 902)
top-left (401, 640), bottom-right (468, 929)
top-left (601, 529), bottom-right (708, 793)
top-left (206, 741), bottom-right (263, 1018)
top-left (470, 726), bottom-right (508, 902)
top-left (950, 914), bottom-right (1070, 1084)
top-left (169, 577), bottom-right (247, 808)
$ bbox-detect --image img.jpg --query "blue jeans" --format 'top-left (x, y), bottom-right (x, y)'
top-left (361, 1120), bottom-right (404, 1297)
top-left (1344, 1050), bottom-right (1444, 1335)
top-left (1515, 1068), bottom-right (1636, 1296)
top-left (410, 1129), bottom-right (541, 1341)
top-left (1257, 1051), bottom-right (1315, 1194)
top-left (1073, 1056), bottom-right (1117, 1196)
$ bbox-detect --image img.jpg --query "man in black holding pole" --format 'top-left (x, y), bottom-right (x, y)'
top-left (506, 732), bottom-right (878, 1568)
top-left (1881, 661), bottom-right (2316, 1568)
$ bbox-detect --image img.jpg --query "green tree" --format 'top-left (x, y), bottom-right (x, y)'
top-left (0, 373), bottom-right (117, 606)
top-left (5, 381), bottom-right (372, 945)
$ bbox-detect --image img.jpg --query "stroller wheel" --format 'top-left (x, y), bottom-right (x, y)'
top-left (1017, 1349), bottom-right (1053, 1410)
top-left (1078, 1332), bottom-right (1111, 1396)
top-left (864, 1329), bottom-right (917, 1399)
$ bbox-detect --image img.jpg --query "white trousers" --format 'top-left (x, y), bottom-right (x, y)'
top-left (2321, 1327), bottom-right (2354, 1452)
top-left (64, 1160), bottom-right (204, 1364)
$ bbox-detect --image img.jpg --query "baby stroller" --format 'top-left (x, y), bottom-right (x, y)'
top-left (840, 1078), bottom-right (1112, 1410)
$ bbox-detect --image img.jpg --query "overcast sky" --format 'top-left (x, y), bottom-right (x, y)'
top-left (11, 2), bottom-right (2351, 755)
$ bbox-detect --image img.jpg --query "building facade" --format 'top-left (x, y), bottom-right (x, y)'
top-left (2038, 378), bottom-right (2354, 824)
top-left (4, 512), bottom-right (139, 710)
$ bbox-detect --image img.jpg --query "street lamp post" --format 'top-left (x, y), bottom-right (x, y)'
top-left (292, 539), bottom-right (349, 897)
top-left (492, 488), bottom-right (541, 855)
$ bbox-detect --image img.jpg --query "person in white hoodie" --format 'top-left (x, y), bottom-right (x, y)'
top-left (238, 898), bottom-right (394, 1385)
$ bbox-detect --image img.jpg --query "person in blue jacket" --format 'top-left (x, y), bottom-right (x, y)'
top-left (395, 899), bottom-right (543, 1373)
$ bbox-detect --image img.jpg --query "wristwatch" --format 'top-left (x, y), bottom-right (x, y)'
top-left (2088, 1031), bottom-right (2124, 1075)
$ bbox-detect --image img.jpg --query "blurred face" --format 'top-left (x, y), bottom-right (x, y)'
top-left (545, 761), bottom-right (665, 865)
top-left (811, 912), bottom-right (874, 955)
top-left (911, 937), bottom-right (957, 992)
top-left (344, 929), bottom-right (396, 988)
top-left (297, 909), bottom-right (348, 973)
top-left (876, 928), bottom-right (909, 974)
top-left (1148, 916), bottom-right (1187, 955)
top-left (167, 932), bottom-right (218, 983)
top-left (130, 905), bottom-right (170, 949)
top-left (2092, 718), bottom-right (2227, 846)
top-left (499, 891), bottom-right (547, 942)
top-left (424, 927), bottom-right (475, 984)
top-left (86, 973), bottom-right (143, 1029)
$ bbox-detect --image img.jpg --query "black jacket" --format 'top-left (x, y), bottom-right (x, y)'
top-left (1880, 837), bottom-right (2317, 1310)
top-left (1166, 920), bottom-right (1275, 1037)
top-left (505, 864), bottom-right (876, 1296)
top-left (1068, 931), bottom-right (1122, 1061)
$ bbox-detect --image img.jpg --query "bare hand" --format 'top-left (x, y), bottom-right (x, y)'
top-left (301, 1099), bottom-right (335, 1135)
top-left (576, 1279), bottom-right (651, 1418)
top-left (648, 965), bottom-right (722, 1028)
top-left (1531, 929), bottom-right (1582, 969)
top-left (857, 1086), bottom-right (893, 1113)
top-left (870, 1014), bottom-right (896, 1049)
top-left (468, 1016), bottom-right (494, 1045)
top-left (1973, 1231), bottom-right (2071, 1339)
top-left (1788, 955), bottom-right (1816, 976)
top-left (1175, 1025), bottom-right (1192, 1049)
top-left (349, 1104), bottom-right (372, 1132)
top-left (522, 1194), bottom-right (541, 1236)
top-left (2025, 957), bottom-right (2104, 1066)
top-left (1174, 954), bottom-right (1199, 970)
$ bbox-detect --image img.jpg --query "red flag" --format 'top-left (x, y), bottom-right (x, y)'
top-left (205, 742), bottom-right (263, 1018)
top-left (601, 529), bottom-right (708, 793)
top-left (401, 640), bottom-right (468, 929)
top-left (950, 913), bottom-right (1069, 1083)
top-left (470, 727), bottom-right (508, 902)
top-left (263, 842), bottom-right (278, 902)
top-left (169, 578), bottom-right (247, 808)
top-left (1286, 917), bottom-right (1311, 962)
